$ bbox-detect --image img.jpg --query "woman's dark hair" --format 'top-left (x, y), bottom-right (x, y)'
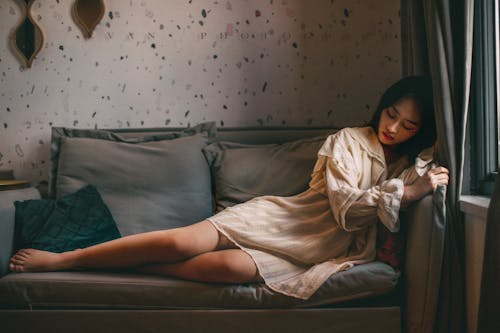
top-left (369, 75), bottom-right (436, 161)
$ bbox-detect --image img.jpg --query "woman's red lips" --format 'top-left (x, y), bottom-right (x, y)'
top-left (382, 132), bottom-right (394, 140)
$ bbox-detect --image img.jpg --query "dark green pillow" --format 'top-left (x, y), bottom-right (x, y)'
top-left (14, 185), bottom-right (121, 253)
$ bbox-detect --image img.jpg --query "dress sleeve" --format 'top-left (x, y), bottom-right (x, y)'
top-left (397, 146), bottom-right (437, 185)
top-left (319, 132), bottom-right (404, 233)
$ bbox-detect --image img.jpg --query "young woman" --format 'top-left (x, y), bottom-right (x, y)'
top-left (9, 76), bottom-right (449, 300)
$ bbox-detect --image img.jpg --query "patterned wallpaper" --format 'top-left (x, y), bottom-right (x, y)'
top-left (0, 0), bottom-right (401, 183)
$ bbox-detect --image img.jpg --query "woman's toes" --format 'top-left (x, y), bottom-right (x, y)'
top-left (9, 263), bottom-right (23, 272)
top-left (10, 256), bottom-right (24, 265)
top-left (11, 250), bottom-right (27, 261)
top-left (8, 249), bottom-right (33, 272)
top-left (8, 248), bottom-right (68, 272)
top-left (18, 249), bottom-right (33, 257)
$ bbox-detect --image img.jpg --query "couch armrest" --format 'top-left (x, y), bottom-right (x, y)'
top-left (402, 187), bottom-right (446, 333)
top-left (0, 187), bottom-right (40, 277)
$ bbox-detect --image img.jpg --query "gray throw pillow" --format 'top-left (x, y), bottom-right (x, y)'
top-left (56, 134), bottom-right (213, 236)
top-left (49, 122), bottom-right (216, 197)
top-left (203, 136), bottom-right (326, 212)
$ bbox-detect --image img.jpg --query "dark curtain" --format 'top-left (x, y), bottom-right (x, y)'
top-left (401, 0), bottom-right (474, 332)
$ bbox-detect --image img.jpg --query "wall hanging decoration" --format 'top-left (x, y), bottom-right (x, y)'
top-left (72, 0), bottom-right (105, 38)
top-left (10, 0), bottom-right (45, 68)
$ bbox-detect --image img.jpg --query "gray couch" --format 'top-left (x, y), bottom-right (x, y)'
top-left (0, 125), bottom-right (445, 333)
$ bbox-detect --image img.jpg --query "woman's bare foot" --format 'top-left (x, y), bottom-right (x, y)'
top-left (9, 249), bottom-right (76, 272)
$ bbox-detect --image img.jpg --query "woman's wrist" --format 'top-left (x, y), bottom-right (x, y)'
top-left (402, 184), bottom-right (426, 204)
top-left (402, 185), bottom-right (414, 205)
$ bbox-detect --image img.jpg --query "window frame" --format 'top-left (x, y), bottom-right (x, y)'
top-left (470, 0), bottom-right (499, 195)
top-left (496, 0), bottom-right (500, 167)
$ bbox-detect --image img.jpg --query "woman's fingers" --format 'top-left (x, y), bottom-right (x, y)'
top-left (426, 166), bottom-right (450, 189)
top-left (420, 167), bottom-right (450, 191)
top-left (410, 166), bottom-right (450, 198)
top-left (429, 166), bottom-right (449, 175)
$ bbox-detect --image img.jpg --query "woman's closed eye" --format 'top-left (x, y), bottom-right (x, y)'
top-left (402, 122), bottom-right (418, 131)
top-left (386, 108), bottom-right (397, 119)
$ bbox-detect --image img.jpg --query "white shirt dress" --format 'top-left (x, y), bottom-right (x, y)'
top-left (207, 127), bottom-right (434, 300)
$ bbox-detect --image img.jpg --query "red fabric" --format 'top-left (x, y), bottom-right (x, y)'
top-left (376, 221), bottom-right (405, 269)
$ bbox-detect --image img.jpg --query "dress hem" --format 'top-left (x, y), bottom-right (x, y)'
top-left (207, 218), bottom-right (312, 300)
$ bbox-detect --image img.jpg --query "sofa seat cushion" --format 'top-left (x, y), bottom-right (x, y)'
top-left (0, 262), bottom-right (399, 309)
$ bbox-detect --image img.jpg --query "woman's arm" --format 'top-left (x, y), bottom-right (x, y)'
top-left (326, 163), bottom-right (449, 234)
top-left (325, 161), bottom-right (404, 233)
top-left (319, 133), bottom-right (448, 234)
top-left (402, 166), bottom-right (449, 204)
top-left (397, 143), bottom-right (449, 205)
top-left (317, 132), bottom-right (405, 233)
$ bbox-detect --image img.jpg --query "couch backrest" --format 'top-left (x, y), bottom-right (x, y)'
top-left (215, 127), bottom-right (336, 144)
top-left (111, 126), bottom-right (336, 144)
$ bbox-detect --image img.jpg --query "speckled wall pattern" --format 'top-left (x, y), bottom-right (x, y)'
top-left (0, 0), bottom-right (401, 184)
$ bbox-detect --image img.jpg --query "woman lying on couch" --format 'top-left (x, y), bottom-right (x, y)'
top-left (8, 76), bottom-right (449, 300)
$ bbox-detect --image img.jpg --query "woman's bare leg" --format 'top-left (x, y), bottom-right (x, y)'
top-left (9, 220), bottom-right (219, 272)
top-left (138, 249), bottom-right (262, 283)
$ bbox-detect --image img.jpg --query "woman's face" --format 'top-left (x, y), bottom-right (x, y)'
top-left (377, 97), bottom-right (422, 149)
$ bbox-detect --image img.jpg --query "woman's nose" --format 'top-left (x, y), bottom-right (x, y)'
top-left (387, 121), bottom-right (399, 133)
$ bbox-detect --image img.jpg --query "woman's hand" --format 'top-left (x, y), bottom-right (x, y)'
top-left (402, 167), bottom-right (449, 204)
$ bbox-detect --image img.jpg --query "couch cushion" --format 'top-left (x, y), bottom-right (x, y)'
top-left (203, 136), bottom-right (326, 212)
top-left (0, 262), bottom-right (399, 309)
top-left (49, 122), bottom-right (216, 198)
top-left (14, 185), bottom-right (121, 253)
top-left (55, 133), bottom-right (213, 235)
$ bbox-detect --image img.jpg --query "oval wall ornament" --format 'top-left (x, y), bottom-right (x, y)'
top-left (72, 0), bottom-right (105, 38)
top-left (10, 0), bottom-right (45, 68)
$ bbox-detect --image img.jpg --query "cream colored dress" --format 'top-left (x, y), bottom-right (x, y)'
top-left (207, 127), bottom-right (435, 300)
